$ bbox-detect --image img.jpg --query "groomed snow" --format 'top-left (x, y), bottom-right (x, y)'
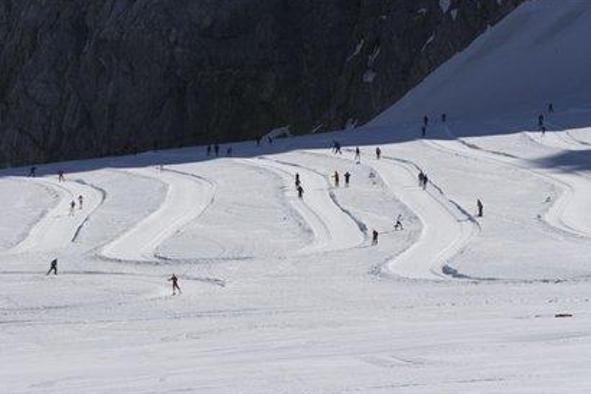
top-left (3, 0), bottom-right (591, 392)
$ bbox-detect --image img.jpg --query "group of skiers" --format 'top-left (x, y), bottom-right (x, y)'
top-left (69, 195), bottom-right (84, 215)
top-left (420, 113), bottom-right (447, 138)
top-left (45, 258), bottom-right (183, 295)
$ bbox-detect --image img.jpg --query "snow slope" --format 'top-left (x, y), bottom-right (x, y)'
top-left (4, 0), bottom-right (591, 392)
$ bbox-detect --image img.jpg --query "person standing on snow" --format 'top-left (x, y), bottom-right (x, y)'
top-left (295, 173), bottom-right (301, 188)
top-left (477, 199), bottom-right (483, 217)
top-left (78, 195), bottom-right (84, 210)
top-left (441, 113), bottom-right (447, 123)
top-left (69, 200), bottom-right (76, 216)
top-left (297, 185), bottom-right (304, 199)
top-left (375, 147), bottom-right (381, 160)
top-left (354, 147), bottom-right (361, 163)
top-left (168, 274), bottom-right (182, 295)
top-left (46, 259), bottom-right (58, 275)
top-left (548, 103), bottom-right (554, 113)
top-left (541, 125), bottom-right (546, 136)
top-left (344, 171), bottom-right (351, 187)
top-left (538, 113), bottom-right (544, 128)
top-left (226, 147), bottom-right (233, 157)
top-left (332, 171), bottom-right (340, 187)
top-left (423, 115), bottom-right (429, 127)
top-left (372, 230), bottom-right (379, 246)
top-left (214, 143), bottom-right (220, 157)
top-left (394, 214), bottom-right (404, 231)
top-left (58, 170), bottom-right (65, 182)
top-left (29, 166), bottom-right (37, 177)
top-left (206, 145), bottom-right (212, 156)
top-left (422, 173), bottom-right (428, 190)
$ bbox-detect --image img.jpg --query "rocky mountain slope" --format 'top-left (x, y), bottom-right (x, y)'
top-left (0, 0), bottom-right (523, 166)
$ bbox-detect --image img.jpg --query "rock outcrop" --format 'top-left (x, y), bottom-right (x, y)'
top-left (0, 0), bottom-right (524, 166)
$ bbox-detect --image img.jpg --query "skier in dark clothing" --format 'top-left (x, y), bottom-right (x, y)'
top-left (418, 171), bottom-right (425, 188)
top-left (69, 200), bottom-right (76, 216)
top-left (168, 274), bottom-right (181, 295)
top-left (297, 185), bottom-right (304, 199)
top-left (333, 141), bottom-right (342, 154)
top-left (372, 230), bottom-right (379, 246)
top-left (46, 259), bottom-right (58, 275)
top-left (29, 166), bottom-right (37, 177)
top-left (394, 214), bottom-right (404, 231)
top-left (256, 136), bottom-right (262, 146)
top-left (226, 147), bottom-right (233, 156)
top-left (477, 199), bottom-right (483, 217)
top-left (206, 145), bottom-right (212, 156)
top-left (422, 173), bottom-right (428, 190)
top-left (538, 113), bottom-right (544, 128)
top-left (78, 195), bottom-right (84, 210)
top-left (295, 173), bottom-right (301, 186)
top-left (441, 113), bottom-right (447, 123)
top-left (58, 170), bottom-right (65, 182)
top-left (268, 136), bottom-right (273, 145)
top-left (541, 125), bottom-right (546, 135)
top-left (375, 147), bottom-right (381, 160)
top-left (344, 171), bottom-right (351, 187)
top-left (354, 147), bottom-right (361, 163)
top-left (214, 144), bottom-right (220, 157)
top-left (548, 103), bottom-right (554, 113)
top-left (423, 115), bottom-right (429, 127)
top-left (332, 171), bottom-right (340, 187)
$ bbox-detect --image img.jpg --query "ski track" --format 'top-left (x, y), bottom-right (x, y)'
top-left (99, 166), bottom-right (216, 262)
top-left (245, 156), bottom-right (365, 255)
top-left (434, 124), bottom-right (591, 239)
top-left (6, 176), bottom-right (104, 255)
top-left (329, 147), bottom-right (479, 280)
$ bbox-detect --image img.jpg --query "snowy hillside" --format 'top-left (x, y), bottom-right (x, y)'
top-left (3, 1), bottom-right (591, 392)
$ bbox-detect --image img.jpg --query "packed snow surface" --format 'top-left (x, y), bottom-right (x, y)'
top-left (3, 0), bottom-right (591, 392)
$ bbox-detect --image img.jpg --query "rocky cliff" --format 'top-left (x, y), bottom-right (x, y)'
top-left (0, 0), bottom-right (523, 166)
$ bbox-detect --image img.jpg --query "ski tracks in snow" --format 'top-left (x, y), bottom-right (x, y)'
top-left (435, 124), bottom-right (591, 239)
top-left (6, 176), bottom-right (104, 255)
top-left (100, 167), bottom-right (215, 262)
top-left (244, 156), bottom-right (365, 256)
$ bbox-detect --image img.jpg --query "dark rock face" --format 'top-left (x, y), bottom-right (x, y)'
top-left (0, 0), bottom-right (523, 166)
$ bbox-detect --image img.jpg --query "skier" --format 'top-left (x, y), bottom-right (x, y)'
top-left (78, 195), bottom-right (84, 210)
top-left (333, 141), bottom-right (342, 154)
top-left (441, 113), bottom-right (447, 123)
top-left (58, 170), bottom-right (65, 182)
top-left (418, 171), bottom-right (425, 187)
top-left (422, 173), bottom-right (428, 190)
top-left (268, 136), bottom-right (273, 145)
top-left (375, 147), bottom-right (382, 160)
top-left (256, 136), bottom-right (262, 146)
top-left (423, 115), bottom-right (429, 127)
top-left (168, 274), bottom-right (182, 295)
top-left (297, 185), bottom-right (304, 199)
top-left (295, 173), bottom-right (301, 188)
top-left (421, 125), bottom-right (426, 138)
top-left (29, 166), bottom-right (37, 177)
top-left (538, 113), bottom-right (544, 128)
top-left (214, 143), bottom-right (220, 157)
top-left (69, 200), bottom-right (76, 216)
top-left (354, 147), bottom-right (361, 163)
top-left (394, 214), bottom-right (404, 231)
top-left (46, 258), bottom-right (58, 275)
top-left (541, 125), bottom-right (546, 135)
top-left (332, 171), bottom-right (340, 187)
top-left (344, 171), bottom-right (351, 187)
top-left (372, 230), bottom-right (379, 246)
top-left (206, 145), bottom-right (212, 156)
top-left (477, 199), bottom-right (483, 217)
top-left (548, 103), bottom-right (554, 113)
top-left (226, 147), bottom-right (233, 157)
